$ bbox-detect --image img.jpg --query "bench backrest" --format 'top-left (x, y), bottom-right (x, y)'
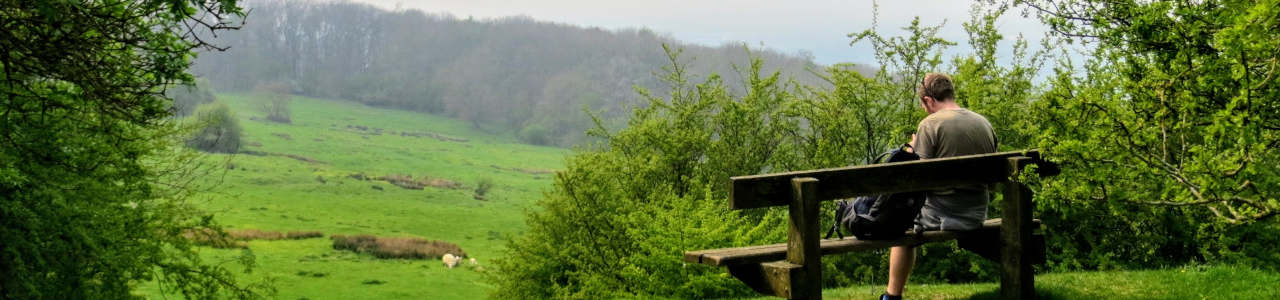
top-left (729, 149), bottom-right (1057, 210)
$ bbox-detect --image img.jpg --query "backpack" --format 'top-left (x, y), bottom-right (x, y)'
top-left (824, 144), bottom-right (925, 240)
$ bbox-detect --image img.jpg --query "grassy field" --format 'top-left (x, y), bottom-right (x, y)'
top-left (139, 93), bottom-right (566, 299)
top-left (737, 265), bottom-right (1280, 300)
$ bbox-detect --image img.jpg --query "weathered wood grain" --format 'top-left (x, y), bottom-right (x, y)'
top-left (684, 219), bottom-right (1033, 267)
top-left (1001, 157), bottom-right (1036, 300)
top-left (730, 150), bottom-right (1054, 210)
top-left (728, 261), bottom-right (805, 298)
top-left (785, 178), bottom-right (821, 299)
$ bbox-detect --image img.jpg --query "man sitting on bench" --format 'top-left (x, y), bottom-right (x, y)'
top-left (883, 73), bottom-right (998, 300)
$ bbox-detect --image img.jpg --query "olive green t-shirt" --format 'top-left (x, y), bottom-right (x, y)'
top-left (915, 108), bottom-right (997, 159)
top-left (914, 108), bottom-right (997, 231)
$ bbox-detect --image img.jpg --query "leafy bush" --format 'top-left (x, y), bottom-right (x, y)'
top-left (488, 47), bottom-right (812, 299)
top-left (475, 177), bottom-right (494, 198)
top-left (1019, 0), bottom-right (1280, 272)
top-left (517, 124), bottom-right (553, 145)
top-left (185, 102), bottom-right (243, 153)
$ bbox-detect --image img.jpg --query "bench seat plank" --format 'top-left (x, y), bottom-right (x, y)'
top-left (685, 219), bottom-right (1036, 267)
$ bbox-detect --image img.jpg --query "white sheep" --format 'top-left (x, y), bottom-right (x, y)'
top-left (442, 253), bottom-right (461, 269)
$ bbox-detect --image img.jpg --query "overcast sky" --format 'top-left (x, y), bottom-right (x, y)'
top-left (345, 0), bottom-right (1052, 66)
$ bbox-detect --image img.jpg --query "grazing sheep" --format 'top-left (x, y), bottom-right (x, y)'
top-left (442, 253), bottom-right (461, 269)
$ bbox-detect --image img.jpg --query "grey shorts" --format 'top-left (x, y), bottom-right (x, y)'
top-left (914, 189), bottom-right (989, 231)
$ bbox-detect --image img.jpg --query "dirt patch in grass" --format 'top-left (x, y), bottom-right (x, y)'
top-left (399, 131), bottom-right (469, 143)
top-left (489, 165), bottom-right (555, 175)
top-left (377, 174), bottom-right (461, 190)
top-left (331, 235), bottom-right (466, 259)
top-left (279, 153), bottom-right (322, 163)
top-left (345, 124), bottom-right (385, 136)
top-left (240, 150), bottom-right (268, 156)
top-left (235, 150), bottom-right (324, 164)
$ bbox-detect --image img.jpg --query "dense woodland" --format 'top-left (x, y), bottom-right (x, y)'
top-left (192, 0), bottom-right (834, 146)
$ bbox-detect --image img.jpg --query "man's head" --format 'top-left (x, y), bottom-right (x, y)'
top-left (917, 73), bottom-right (956, 114)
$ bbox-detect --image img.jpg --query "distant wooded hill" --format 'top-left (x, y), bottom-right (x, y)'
top-left (193, 0), bottom-right (843, 146)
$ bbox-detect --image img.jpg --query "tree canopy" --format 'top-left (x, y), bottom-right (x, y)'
top-left (0, 0), bottom-right (268, 298)
top-left (1015, 0), bottom-right (1280, 223)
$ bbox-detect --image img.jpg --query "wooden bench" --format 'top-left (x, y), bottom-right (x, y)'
top-left (683, 150), bottom-right (1059, 300)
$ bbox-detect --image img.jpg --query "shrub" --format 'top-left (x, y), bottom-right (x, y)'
top-left (474, 177), bottom-right (494, 198)
top-left (185, 102), bottom-right (242, 153)
top-left (517, 123), bottom-right (552, 145)
top-left (331, 235), bottom-right (466, 259)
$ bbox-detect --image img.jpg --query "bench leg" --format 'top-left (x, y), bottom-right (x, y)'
top-left (788, 177), bottom-right (821, 300)
top-left (1001, 157), bottom-right (1035, 300)
top-left (726, 178), bottom-right (822, 300)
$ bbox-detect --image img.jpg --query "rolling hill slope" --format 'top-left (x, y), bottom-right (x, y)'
top-left (141, 93), bottom-right (566, 299)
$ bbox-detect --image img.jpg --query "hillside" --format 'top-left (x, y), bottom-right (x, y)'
top-left (140, 93), bottom-right (565, 299)
top-left (191, 0), bottom-right (839, 147)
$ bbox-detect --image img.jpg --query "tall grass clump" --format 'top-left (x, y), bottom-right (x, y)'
top-left (331, 235), bottom-right (466, 259)
top-left (229, 229), bottom-right (324, 240)
top-left (185, 229), bottom-right (324, 249)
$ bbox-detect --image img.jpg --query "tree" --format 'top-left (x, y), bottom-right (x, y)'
top-left (186, 102), bottom-right (243, 153)
top-left (254, 81), bottom-right (292, 123)
top-left (0, 0), bottom-right (268, 298)
top-left (1012, 0), bottom-right (1280, 223)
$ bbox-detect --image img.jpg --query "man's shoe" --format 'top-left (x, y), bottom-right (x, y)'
top-left (880, 293), bottom-right (902, 300)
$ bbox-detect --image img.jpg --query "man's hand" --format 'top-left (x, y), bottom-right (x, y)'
top-left (907, 134), bottom-right (917, 153)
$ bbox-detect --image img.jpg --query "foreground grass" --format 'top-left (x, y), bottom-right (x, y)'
top-left (139, 93), bottom-right (566, 299)
top-left (743, 265), bottom-right (1280, 300)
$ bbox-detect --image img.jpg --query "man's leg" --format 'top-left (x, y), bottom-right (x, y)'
top-left (886, 245), bottom-right (916, 297)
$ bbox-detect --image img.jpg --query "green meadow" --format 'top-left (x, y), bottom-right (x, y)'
top-left (140, 93), bottom-right (566, 299)
top-left (744, 265), bottom-right (1280, 300)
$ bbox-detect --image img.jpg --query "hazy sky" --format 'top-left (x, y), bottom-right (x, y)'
top-left (346, 0), bottom-right (1052, 66)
